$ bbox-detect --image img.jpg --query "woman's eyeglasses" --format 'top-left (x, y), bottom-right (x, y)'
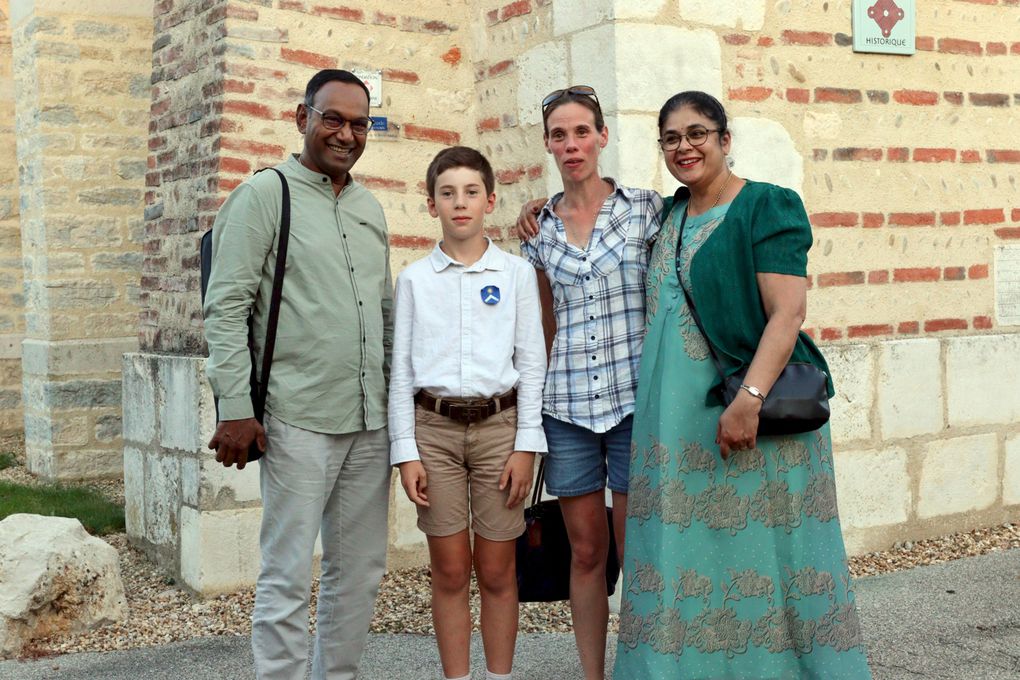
top-left (657, 127), bottom-right (720, 151)
top-left (541, 85), bottom-right (600, 111)
top-left (306, 105), bottom-right (375, 136)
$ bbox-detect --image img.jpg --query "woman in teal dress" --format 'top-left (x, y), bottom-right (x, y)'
top-left (614, 92), bottom-right (872, 678)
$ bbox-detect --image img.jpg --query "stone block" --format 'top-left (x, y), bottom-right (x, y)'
top-left (94, 414), bottom-right (121, 442)
top-left (123, 446), bottom-right (145, 538)
top-left (877, 338), bottom-right (943, 440)
top-left (678, 0), bottom-right (766, 30)
top-left (181, 456), bottom-right (200, 508)
top-left (515, 41), bottom-right (569, 128)
top-left (946, 334), bottom-right (1020, 428)
top-left (179, 506), bottom-right (262, 596)
top-left (599, 113), bottom-right (659, 192)
top-left (571, 24), bottom-right (721, 116)
top-left (158, 356), bottom-right (202, 453)
top-left (200, 454), bottom-right (262, 509)
top-left (122, 353), bottom-right (156, 445)
top-left (143, 451), bottom-right (180, 547)
top-left (390, 478), bottom-right (426, 553)
top-left (821, 343), bottom-right (873, 444)
top-left (553, 0), bottom-right (613, 36)
top-left (23, 338), bottom-right (137, 377)
top-left (833, 447), bottom-right (910, 529)
top-left (729, 117), bottom-right (804, 195)
top-left (1005, 434), bottom-right (1020, 507)
top-left (43, 379), bottom-right (121, 409)
top-left (54, 447), bottom-right (123, 481)
top-left (918, 434), bottom-right (998, 519)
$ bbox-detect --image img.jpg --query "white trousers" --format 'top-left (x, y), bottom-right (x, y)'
top-left (252, 414), bottom-right (390, 680)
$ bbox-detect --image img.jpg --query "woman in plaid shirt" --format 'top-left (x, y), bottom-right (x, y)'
top-left (518, 86), bottom-right (662, 680)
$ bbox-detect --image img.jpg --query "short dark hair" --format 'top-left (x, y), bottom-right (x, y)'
top-left (658, 91), bottom-right (728, 135)
top-left (542, 91), bottom-right (605, 135)
top-left (304, 69), bottom-right (370, 108)
top-left (425, 146), bottom-right (495, 197)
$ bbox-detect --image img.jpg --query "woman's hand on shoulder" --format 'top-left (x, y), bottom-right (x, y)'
top-left (513, 198), bottom-right (547, 241)
top-left (716, 391), bottom-right (762, 459)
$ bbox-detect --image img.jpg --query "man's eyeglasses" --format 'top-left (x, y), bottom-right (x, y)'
top-left (657, 127), bottom-right (720, 151)
top-left (306, 105), bottom-right (374, 136)
top-left (541, 85), bottom-right (600, 111)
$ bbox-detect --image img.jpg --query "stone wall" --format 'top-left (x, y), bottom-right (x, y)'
top-left (10, 0), bottom-right (151, 479)
top-left (0, 0), bottom-right (23, 434)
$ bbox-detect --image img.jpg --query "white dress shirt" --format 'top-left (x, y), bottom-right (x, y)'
top-left (388, 239), bottom-right (548, 465)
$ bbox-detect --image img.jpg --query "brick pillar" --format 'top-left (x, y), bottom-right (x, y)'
top-left (10, 0), bottom-right (151, 478)
top-left (0, 1), bottom-right (24, 434)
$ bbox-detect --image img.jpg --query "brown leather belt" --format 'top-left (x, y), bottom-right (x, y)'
top-left (414, 388), bottom-right (517, 424)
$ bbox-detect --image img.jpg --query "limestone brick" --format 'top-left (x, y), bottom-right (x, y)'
top-left (728, 117), bottom-right (803, 194)
top-left (833, 447), bottom-right (910, 529)
top-left (179, 506), bottom-right (262, 595)
top-left (821, 343), bottom-right (873, 444)
top-left (515, 40), bottom-right (568, 128)
top-left (876, 339), bottom-right (943, 440)
top-left (1005, 435), bottom-right (1020, 507)
top-left (918, 434), bottom-right (999, 520)
top-left (570, 23), bottom-right (722, 116)
top-left (946, 334), bottom-right (1020, 428)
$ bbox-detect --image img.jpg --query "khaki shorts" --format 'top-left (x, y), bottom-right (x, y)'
top-left (414, 404), bottom-right (524, 541)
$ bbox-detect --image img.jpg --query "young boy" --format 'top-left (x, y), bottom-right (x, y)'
top-left (388, 146), bottom-right (547, 680)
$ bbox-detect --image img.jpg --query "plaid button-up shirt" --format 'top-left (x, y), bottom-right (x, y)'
top-left (521, 180), bottom-right (662, 433)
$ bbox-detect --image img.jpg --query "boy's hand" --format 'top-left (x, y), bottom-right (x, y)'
top-left (398, 460), bottom-right (430, 507)
top-left (513, 198), bottom-right (546, 241)
top-left (499, 451), bottom-right (536, 508)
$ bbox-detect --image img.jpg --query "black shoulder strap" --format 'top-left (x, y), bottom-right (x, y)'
top-left (673, 202), bottom-right (730, 385)
top-left (252, 167), bottom-right (291, 419)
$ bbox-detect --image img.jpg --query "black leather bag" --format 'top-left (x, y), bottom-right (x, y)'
top-left (200, 168), bottom-right (291, 462)
top-left (515, 458), bottom-right (620, 603)
top-left (674, 204), bottom-right (830, 436)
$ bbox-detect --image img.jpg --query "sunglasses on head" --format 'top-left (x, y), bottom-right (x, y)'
top-left (541, 85), bottom-right (600, 111)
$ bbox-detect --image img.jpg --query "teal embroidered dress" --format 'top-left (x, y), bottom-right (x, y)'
top-left (613, 197), bottom-right (872, 679)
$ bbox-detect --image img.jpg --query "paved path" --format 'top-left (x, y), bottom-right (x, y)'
top-left (2, 550), bottom-right (1017, 679)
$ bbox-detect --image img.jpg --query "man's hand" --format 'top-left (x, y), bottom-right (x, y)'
top-left (398, 460), bottom-right (430, 507)
top-left (513, 198), bottom-right (547, 241)
top-left (207, 417), bottom-right (265, 470)
top-left (499, 451), bottom-right (536, 508)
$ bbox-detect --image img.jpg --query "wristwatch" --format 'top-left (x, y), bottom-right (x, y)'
top-left (739, 383), bottom-right (766, 403)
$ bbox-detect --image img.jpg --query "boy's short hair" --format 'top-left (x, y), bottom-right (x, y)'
top-left (425, 146), bottom-right (495, 197)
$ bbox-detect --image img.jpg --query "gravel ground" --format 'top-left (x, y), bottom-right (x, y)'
top-left (3, 433), bottom-right (1019, 658)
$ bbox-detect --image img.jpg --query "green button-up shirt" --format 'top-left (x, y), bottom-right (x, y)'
top-left (203, 155), bottom-right (392, 434)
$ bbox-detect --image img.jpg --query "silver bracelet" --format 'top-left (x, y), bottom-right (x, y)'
top-left (739, 383), bottom-right (766, 403)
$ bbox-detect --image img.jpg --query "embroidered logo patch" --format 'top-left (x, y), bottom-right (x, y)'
top-left (481, 285), bottom-right (501, 305)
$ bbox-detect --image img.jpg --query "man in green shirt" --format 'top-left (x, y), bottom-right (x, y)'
top-left (203, 69), bottom-right (392, 680)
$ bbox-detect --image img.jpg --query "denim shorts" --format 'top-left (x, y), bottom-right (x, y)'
top-left (541, 414), bottom-right (633, 497)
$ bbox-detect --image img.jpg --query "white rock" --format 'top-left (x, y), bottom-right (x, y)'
top-left (0, 514), bottom-right (127, 658)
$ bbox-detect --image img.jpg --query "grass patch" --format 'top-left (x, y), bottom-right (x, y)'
top-left (0, 481), bottom-right (125, 535)
top-left (0, 451), bottom-right (16, 471)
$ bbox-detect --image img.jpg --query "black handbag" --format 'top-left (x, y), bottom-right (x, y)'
top-left (200, 168), bottom-right (291, 462)
top-left (515, 458), bottom-right (620, 603)
top-left (674, 205), bottom-right (830, 436)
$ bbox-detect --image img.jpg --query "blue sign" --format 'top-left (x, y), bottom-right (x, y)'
top-left (371, 117), bottom-right (388, 131)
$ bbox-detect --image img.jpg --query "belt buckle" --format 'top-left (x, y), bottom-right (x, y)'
top-left (457, 405), bottom-right (483, 423)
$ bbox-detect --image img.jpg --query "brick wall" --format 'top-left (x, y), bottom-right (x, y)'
top-left (143, 0), bottom-right (479, 355)
top-left (0, 0), bottom-right (23, 433)
top-left (712, 1), bottom-right (1019, 342)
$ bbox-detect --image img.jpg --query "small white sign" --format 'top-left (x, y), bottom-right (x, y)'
top-left (353, 69), bottom-right (382, 108)
top-left (852, 0), bottom-right (916, 56)
top-left (995, 246), bottom-right (1020, 326)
